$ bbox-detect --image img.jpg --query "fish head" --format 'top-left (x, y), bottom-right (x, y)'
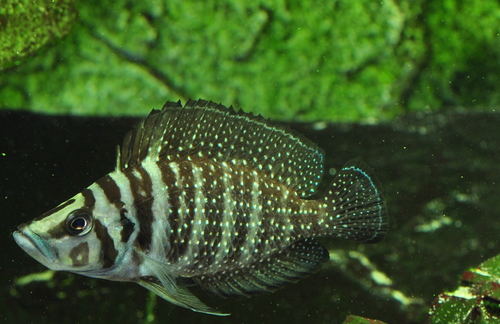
top-left (13, 189), bottom-right (128, 274)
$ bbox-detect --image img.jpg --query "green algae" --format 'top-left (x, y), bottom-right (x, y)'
top-left (1, 0), bottom-right (499, 121)
top-left (0, 0), bottom-right (76, 69)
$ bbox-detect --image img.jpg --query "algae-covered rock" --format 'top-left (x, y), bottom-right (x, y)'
top-left (0, 1), bottom-right (499, 121)
top-left (0, 0), bottom-right (76, 70)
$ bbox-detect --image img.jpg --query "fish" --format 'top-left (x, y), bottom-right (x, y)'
top-left (12, 99), bottom-right (388, 316)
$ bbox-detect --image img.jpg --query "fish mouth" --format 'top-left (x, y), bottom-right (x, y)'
top-left (13, 225), bottom-right (57, 267)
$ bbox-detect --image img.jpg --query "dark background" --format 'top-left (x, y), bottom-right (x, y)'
top-left (1, 109), bottom-right (499, 323)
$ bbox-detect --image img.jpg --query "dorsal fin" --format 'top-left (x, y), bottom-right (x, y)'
top-left (119, 99), bottom-right (325, 197)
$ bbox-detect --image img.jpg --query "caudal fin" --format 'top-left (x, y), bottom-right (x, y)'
top-left (323, 160), bottom-right (388, 243)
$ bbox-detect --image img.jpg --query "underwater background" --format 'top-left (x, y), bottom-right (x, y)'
top-left (1, 1), bottom-right (500, 323)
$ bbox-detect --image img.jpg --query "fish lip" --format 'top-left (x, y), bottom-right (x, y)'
top-left (13, 226), bottom-right (57, 264)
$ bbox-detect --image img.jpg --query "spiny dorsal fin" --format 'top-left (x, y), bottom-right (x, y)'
top-left (191, 238), bottom-right (329, 297)
top-left (119, 99), bottom-right (325, 197)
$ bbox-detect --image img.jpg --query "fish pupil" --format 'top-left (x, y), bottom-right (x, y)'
top-left (71, 217), bottom-right (86, 230)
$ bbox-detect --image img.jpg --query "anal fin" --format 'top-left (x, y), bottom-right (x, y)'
top-left (192, 238), bottom-right (329, 297)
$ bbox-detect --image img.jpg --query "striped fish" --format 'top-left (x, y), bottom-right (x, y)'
top-left (13, 99), bottom-right (387, 315)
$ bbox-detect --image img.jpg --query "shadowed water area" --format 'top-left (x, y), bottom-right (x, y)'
top-left (1, 109), bottom-right (499, 323)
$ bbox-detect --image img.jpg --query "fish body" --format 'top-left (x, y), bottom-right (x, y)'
top-left (13, 99), bottom-right (388, 315)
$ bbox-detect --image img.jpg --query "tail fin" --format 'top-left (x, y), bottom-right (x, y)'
top-left (323, 160), bottom-right (388, 243)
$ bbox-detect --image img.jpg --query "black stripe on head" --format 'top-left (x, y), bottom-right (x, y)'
top-left (94, 173), bottom-right (137, 245)
top-left (47, 219), bottom-right (70, 239)
top-left (125, 166), bottom-right (154, 252)
top-left (69, 242), bottom-right (89, 267)
top-left (96, 175), bottom-right (122, 207)
top-left (34, 198), bottom-right (76, 222)
top-left (94, 219), bottom-right (118, 268)
top-left (81, 188), bottom-right (96, 210)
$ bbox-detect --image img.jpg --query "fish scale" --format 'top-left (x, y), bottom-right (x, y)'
top-left (13, 99), bottom-right (388, 316)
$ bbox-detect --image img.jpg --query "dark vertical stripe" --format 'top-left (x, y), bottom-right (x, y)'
top-left (81, 189), bottom-right (96, 210)
top-left (198, 162), bottom-right (224, 268)
top-left (229, 168), bottom-right (252, 260)
top-left (166, 196), bottom-right (181, 261)
top-left (95, 175), bottom-right (136, 244)
top-left (94, 219), bottom-right (118, 268)
top-left (159, 163), bottom-right (180, 262)
top-left (124, 166), bottom-right (154, 251)
top-left (254, 178), bottom-right (275, 254)
top-left (199, 207), bottom-right (223, 268)
top-left (95, 175), bottom-right (121, 207)
top-left (289, 198), bottom-right (313, 239)
top-left (176, 162), bottom-right (195, 260)
top-left (162, 162), bottom-right (197, 263)
top-left (120, 208), bottom-right (135, 243)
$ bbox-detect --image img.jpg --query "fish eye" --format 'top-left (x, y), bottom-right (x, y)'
top-left (65, 210), bottom-right (93, 236)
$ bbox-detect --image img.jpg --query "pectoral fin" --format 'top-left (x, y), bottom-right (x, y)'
top-left (137, 251), bottom-right (228, 316)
